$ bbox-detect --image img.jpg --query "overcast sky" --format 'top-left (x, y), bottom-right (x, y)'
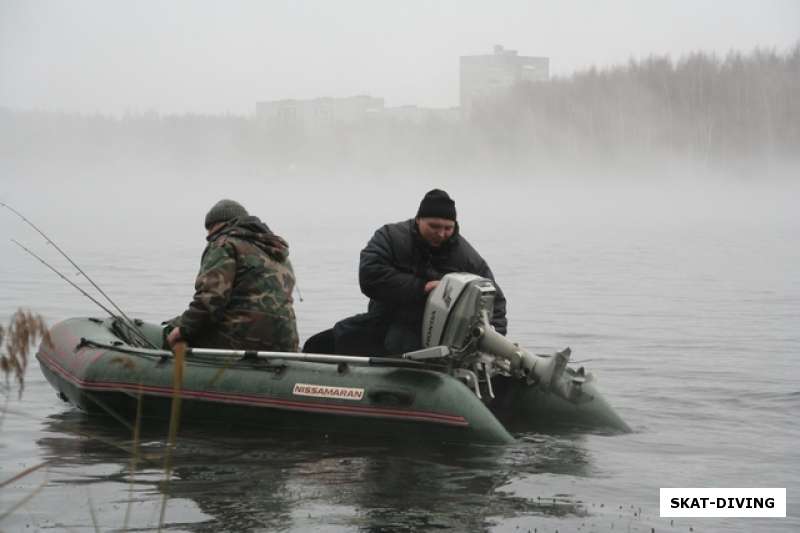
top-left (1, 0), bottom-right (797, 115)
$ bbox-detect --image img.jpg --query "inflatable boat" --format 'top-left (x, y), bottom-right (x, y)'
top-left (36, 274), bottom-right (630, 444)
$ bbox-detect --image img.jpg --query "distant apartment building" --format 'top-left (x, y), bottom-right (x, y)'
top-left (256, 95), bottom-right (384, 130)
top-left (382, 105), bottom-right (461, 125)
top-left (460, 45), bottom-right (549, 117)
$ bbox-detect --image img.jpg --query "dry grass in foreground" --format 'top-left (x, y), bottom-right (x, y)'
top-left (0, 309), bottom-right (53, 525)
top-left (1, 309), bottom-right (51, 399)
top-left (0, 309), bottom-right (184, 531)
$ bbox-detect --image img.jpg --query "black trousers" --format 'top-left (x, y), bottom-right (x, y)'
top-left (302, 313), bottom-right (422, 356)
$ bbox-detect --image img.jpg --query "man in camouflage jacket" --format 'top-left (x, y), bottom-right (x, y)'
top-left (167, 199), bottom-right (299, 352)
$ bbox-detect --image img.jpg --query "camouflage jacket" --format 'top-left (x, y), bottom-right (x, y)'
top-left (178, 216), bottom-right (299, 352)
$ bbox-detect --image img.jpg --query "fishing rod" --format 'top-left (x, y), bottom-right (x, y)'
top-left (11, 239), bottom-right (117, 318)
top-left (1, 202), bottom-right (156, 347)
top-left (10, 239), bottom-right (157, 349)
top-left (1, 203), bottom-right (140, 325)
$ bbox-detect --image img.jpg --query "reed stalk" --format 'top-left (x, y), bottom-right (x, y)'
top-left (0, 309), bottom-right (51, 400)
top-left (157, 341), bottom-right (185, 532)
top-left (123, 385), bottom-right (144, 530)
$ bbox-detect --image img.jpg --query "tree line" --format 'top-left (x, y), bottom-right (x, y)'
top-left (2, 45), bottom-right (797, 180)
top-left (473, 45), bottom-right (800, 175)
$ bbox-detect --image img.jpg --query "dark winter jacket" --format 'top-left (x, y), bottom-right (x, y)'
top-left (359, 219), bottom-right (507, 334)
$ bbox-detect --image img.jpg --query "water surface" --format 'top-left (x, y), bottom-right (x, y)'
top-left (1, 177), bottom-right (798, 531)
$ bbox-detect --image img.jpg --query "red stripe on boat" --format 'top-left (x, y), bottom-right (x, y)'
top-left (37, 351), bottom-right (469, 427)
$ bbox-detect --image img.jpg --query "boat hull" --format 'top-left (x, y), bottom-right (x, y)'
top-left (490, 373), bottom-right (631, 432)
top-left (37, 318), bottom-right (516, 444)
top-left (37, 318), bottom-right (630, 443)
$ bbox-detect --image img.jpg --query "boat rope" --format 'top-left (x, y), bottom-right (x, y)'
top-left (78, 338), bottom-right (443, 370)
top-left (3, 202), bottom-right (158, 349)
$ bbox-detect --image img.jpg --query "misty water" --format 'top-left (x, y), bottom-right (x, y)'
top-left (1, 174), bottom-right (798, 532)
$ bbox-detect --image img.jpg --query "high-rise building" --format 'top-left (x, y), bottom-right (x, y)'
top-left (460, 45), bottom-right (549, 117)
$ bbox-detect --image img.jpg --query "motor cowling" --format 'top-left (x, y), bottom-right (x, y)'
top-left (421, 273), bottom-right (582, 401)
top-left (422, 273), bottom-right (495, 350)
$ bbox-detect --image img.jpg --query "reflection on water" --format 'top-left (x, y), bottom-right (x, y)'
top-left (36, 411), bottom-right (594, 531)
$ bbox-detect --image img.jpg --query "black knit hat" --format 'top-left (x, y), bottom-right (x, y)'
top-left (416, 189), bottom-right (456, 221)
top-left (205, 199), bottom-right (248, 229)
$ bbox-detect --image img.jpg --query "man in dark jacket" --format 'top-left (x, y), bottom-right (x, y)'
top-left (325, 189), bottom-right (506, 356)
top-left (167, 199), bottom-right (299, 352)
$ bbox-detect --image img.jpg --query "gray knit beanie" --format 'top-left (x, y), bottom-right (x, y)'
top-left (204, 199), bottom-right (248, 229)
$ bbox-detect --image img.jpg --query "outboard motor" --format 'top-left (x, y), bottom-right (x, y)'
top-left (417, 273), bottom-right (584, 403)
